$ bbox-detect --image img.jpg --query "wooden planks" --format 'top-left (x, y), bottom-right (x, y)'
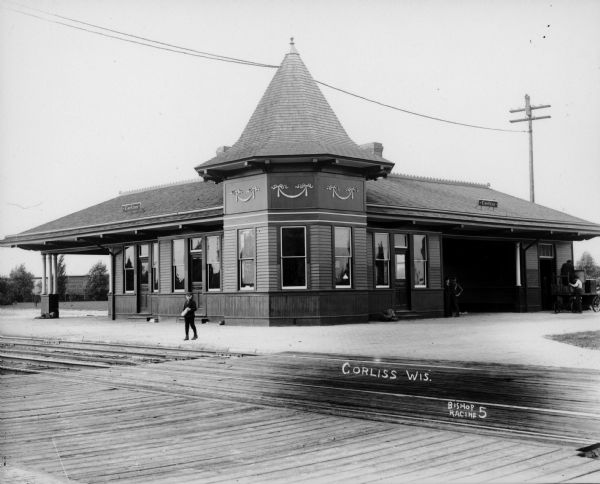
top-left (2, 349), bottom-right (600, 483)
top-left (62, 351), bottom-right (600, 443)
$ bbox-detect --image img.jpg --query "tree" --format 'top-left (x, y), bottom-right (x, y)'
top-left (85, 261), bottom-right (109, 301)
top-left (57, 255), bottom-right (68, 300)
top-left (9, 264), bottom-right (34, 302)
top-left (576, 252), bottom-right (600, 279)
top-left (0, 276), bottom-right (15, 305)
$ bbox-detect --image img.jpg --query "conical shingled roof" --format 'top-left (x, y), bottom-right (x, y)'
top-left (197, 43), bottom-right (391, 169)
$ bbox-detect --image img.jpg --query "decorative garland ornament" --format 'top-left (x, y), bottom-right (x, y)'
top-left (326, 185), bottom-right (358, 200)
top-left (231, 186), bottom-right (260, 203)
top-left (271, 183), bottom-right (313, 198)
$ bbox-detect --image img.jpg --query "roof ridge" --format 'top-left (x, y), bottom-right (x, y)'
top-left (387, 172), bottom-right (490, 189)
top-left (118, 178), bottom-right (200, 196)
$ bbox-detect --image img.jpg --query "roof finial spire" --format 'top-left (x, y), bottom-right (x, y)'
top-left (289, 37), bottom-right (298, 54)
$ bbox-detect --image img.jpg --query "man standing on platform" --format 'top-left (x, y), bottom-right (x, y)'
top-left (560, 259), bottom-right (575, 286)
top-left (569, 275), bottom-right (584, 313)
top-left (181, 292), bottom-right (198, 340)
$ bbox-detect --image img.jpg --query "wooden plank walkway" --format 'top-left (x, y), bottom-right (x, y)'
top-left (27, 351), bottom-right (597, 443)
top-left (2, 351), bottom-right (599, 483)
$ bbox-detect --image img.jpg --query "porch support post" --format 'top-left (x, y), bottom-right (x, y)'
top-left (41, 254), bottom-right (47, 295)
top-left (52, 254), bottom-right (58, 295)
top-left (48, 254), bottom-right (54, 294)
top-left (108, 252), bottom-right (113, 295)
top-left (110, 250), bottom-right (116, 321)
top-left (515, 242), bottom-right (521, 287)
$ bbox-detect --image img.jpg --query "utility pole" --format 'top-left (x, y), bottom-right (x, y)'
top-left (509, 94), bottom-right (551, 203)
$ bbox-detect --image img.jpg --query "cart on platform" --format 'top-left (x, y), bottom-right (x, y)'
top-left (551, 278), bottom-right (600, 313)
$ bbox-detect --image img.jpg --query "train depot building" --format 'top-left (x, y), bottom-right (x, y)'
top-left (3, 45), bottom-right (600, 325)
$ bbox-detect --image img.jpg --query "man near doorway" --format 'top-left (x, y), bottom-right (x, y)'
top-left (181, 293), bottom-right (198, 340)
top-left (444, 276), bottom-right (463, 317)
top-left (560, 259), bottom-right (575, 286)
top-left (569, 275), bottom-right (583, 313)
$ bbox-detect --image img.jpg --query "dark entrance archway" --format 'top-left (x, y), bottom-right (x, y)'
top-left (442, 238), bottom-right (518, 312)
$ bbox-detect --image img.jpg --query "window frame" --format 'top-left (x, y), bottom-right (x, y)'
top-left (172, 239), bottom-right (186, 293)
top-left (189, 237), bottom-right (203, 291)
top-left (238, 228), bottom-right (256, 291)
top-left (412, 234), bottom-right (428, 288)
top-left (206, 235), bottom-right (222, 292)
top-left (280, 226), bottom-right (307, 290)
top-left (123, 245), bottom-right (135, 293)
top-left (151, 242), bottom-right (159, 292)
top-left (374, 233), bottom-right (390, 288)
top-left (334, 226), bottom-right (353, 289)
top-left (539, 243), bottom-right (554, 259)
top-left (138, 244), bottom-right (150, 287)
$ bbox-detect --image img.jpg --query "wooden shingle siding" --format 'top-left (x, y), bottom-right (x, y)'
top-left (310, 225), bottom-right (332, 290)
top-left (525, 244), bottom-right (539, 287)
top-left (555, 241), bottom-right (573, 273)
top-left (159, 240), bottom-right (172, 294)
top-left (257, 225), bottom-right (279, 292)
top-left (353, 227), bottom-right (368, 290)
top-left (223, 229), bottom-right (238, 292)
top-left (114, 250), bottom-right (123, 295)
top-left (428, 234), bottom-right (442, 289)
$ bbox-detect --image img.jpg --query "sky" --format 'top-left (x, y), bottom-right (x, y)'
top-left (1, 0), bottom-right (599, 276)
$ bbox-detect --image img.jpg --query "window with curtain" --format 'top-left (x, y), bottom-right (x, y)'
top-left (413, 234), bottom-right (428, 287)
top-left (334, 227), bottom-right (352, 287)
top-left (374, 233), bottom-right (390, 287)
top-left (207, 235), bottom-right (221, 291)
top-left (238, 229), bottom-right (255, 290)
top-left (172, 239), bottom-right (185, 292)
top-left (124, 245), bottom-right (135, 292)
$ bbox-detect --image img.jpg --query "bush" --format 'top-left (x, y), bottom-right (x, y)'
top-left (85, 262), bottom-right (109, 301)
top-left (8, 265), bottom-right (34, 303)
top-left (0, 276), bottom-right (15, 305)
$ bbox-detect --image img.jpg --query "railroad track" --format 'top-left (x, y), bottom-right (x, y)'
top-left (0, 335), bottom-right (246, 373)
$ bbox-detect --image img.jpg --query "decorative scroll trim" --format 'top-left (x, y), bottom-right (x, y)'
top-left (271, 183), bottom-right (313, 198)
top-left (231, 186), bottom-right (260, 203)
top-left (326, 185), bottom-right (358, 200)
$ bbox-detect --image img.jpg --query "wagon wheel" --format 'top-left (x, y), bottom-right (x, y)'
top-left (592, 295), bottom-right (600, 313)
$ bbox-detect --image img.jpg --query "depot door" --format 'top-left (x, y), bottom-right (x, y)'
top-left (393, 234), bottom-right (410, 310)
top-left (138, 244), bottom-right (150, 313)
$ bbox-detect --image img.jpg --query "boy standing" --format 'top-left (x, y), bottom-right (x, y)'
top-left (181, 293), bottom-right (198, 340)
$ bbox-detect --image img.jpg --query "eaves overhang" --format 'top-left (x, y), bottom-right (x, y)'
top-left (0, 206), bottom-right (224, 252)
top-left (367, 203), bottom-right (600, 240)
top-left (197, 154), bottom-right (394, 183)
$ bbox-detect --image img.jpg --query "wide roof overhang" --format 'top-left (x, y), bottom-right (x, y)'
top-left (3, 203), bottom-right (598, 256)
top-left (1, 207), bottom-right (223, 254)
top-left (367, 204), bottom-right (600, 241)
top-left (198, 155), bottom-right (394, 183)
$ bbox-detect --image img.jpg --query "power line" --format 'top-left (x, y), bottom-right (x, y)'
top-left (3, 1), bottom-right (279, 68)
top-left (2, 0), bottom-right (524, 133)
top-left (316, 80), bottom-right (524, 133)
top-left (11, 1), bottom-right (279, 67)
